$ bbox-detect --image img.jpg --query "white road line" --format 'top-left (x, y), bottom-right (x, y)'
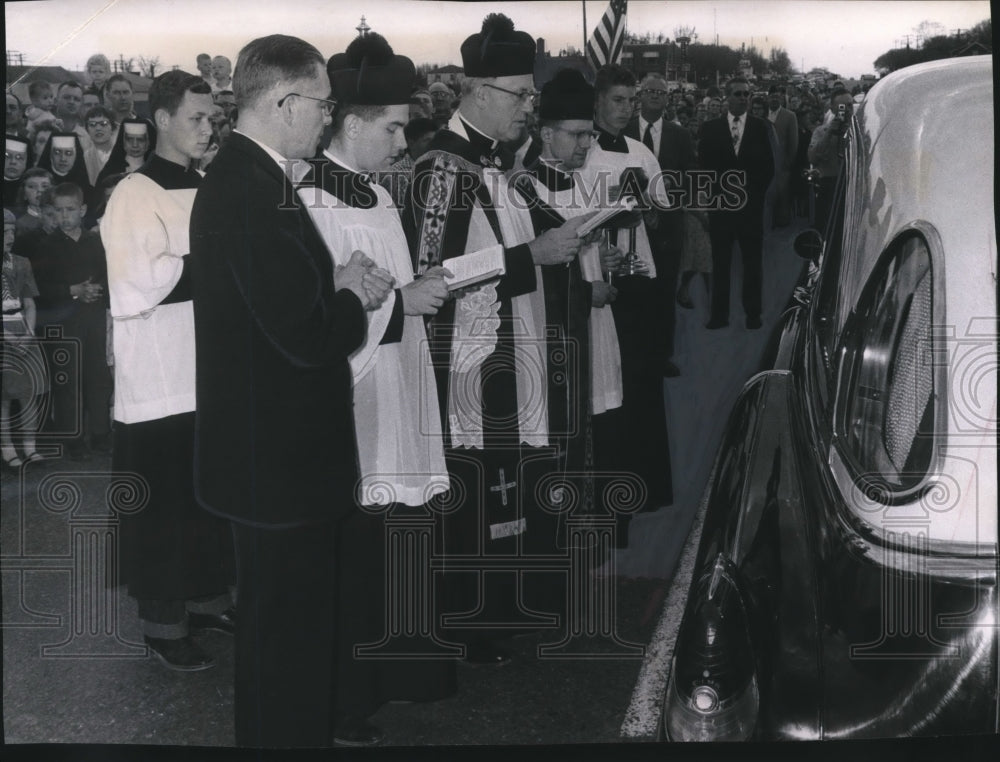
top-left (619, 461), bottom-right (716, 739)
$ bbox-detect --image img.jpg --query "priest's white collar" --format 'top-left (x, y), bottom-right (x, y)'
top-left (452, 112), bottom-right (499, 150)
top-left (322, 148), bottom-right (364, 176)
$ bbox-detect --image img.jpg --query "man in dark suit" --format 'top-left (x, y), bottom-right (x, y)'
top-left (190, 33), bottom-right (392, 748)
top-left (697, 77), bottom-right (774, 329)
top-left (625, 73), bottom-right (696, 375)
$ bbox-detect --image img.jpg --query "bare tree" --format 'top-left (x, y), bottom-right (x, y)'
top-left (673, 25), bottom-right (698, 42)
top-left (138, 55), bottom-right (161, 79)
top-left (912, 20), bottom-right (946, 44)
top-left (112, 54), bottom-right (136, 74)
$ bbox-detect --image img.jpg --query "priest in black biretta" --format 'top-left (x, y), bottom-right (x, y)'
top-left (311, 34), bottom-right (458, 747)
top-left (403, 15), bottom-right (590, 667)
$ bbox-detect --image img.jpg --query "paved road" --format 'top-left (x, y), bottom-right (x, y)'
top-left (2, 220), bottom-right (807, 756)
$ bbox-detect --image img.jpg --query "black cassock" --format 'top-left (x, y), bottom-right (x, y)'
top-left (583, 130), bottom-right (674, 547)
top-left (511, 159), bottom-right (597, 610)
top-left (403, 116), bottom-right (560, 641)
top-left (301, 157), bottom-right (456, 719)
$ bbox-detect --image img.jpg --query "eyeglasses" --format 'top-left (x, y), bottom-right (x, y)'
top-left (87, 120), bottom-right (111, 129)
top-left (730, 91), bottom-right (750, 98)
top-left (553, 127), bottom-right (599, 142)
top-left (276, 92), bottom-right (338, 115)
top-left (641, 89), bottom-right (668, 97)
top-left (482, 83), bottom-right (539, 105)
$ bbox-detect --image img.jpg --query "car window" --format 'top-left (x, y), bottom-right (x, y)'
top-left (835, 234), bottom-right (935, 493)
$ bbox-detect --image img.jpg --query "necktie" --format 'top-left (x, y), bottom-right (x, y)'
top-left (731, 116), bottom-right (741, 150)
top-left (643, 122), bottom-right (654, 152)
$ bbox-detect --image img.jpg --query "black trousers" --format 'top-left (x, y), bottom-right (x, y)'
top-left (231, 520), bottom-right (337, 748)
top-left (44, 307), bottom-right (112, 445)
top-left (708, 209), bottom-right (765, 323)
top-left (649, 211), bottom-right (684, 360)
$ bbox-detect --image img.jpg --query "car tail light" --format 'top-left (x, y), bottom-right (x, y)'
top-left (663, 556), bottom-right (759, 741)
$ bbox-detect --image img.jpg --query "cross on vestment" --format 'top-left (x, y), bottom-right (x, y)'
top-left (489, 468), bottom-right (517, 507)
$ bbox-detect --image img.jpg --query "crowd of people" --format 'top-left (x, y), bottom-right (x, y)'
top-left (3, 13), bottom-right (857, 748)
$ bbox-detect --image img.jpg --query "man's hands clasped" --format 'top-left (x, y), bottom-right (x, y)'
top-left (336, 250), bottom-right (394, 311)
top-left (70, 278), bottom-right (104, 304)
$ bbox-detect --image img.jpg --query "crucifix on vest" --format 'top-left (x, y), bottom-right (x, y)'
top-left (439, 452), bottom-right (556, 635)
top-left (489, 467), bottom-right (517, 506)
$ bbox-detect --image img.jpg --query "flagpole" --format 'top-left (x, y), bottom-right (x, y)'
top-left (582, 1), bottom-right (587, 54)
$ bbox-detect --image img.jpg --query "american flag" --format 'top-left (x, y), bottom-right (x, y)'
top-left (586, 0), bottom-right (628, 70)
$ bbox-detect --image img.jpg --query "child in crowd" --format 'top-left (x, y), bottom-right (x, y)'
top-left (2, 208), bottom-right (48, 469)
top-left (14, 168), bottom-right (53, 237)
top-left (23, 82), bottom-right (58, 131)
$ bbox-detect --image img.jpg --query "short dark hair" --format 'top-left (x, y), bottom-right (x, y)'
top-left (404, 117), bottom-right (438, 142)
top-left (28, 81), bottom-right (53, 98)
top-left (51, 181), bottom-right (84, 205)
top-left (20, 167), bottom-right (52, 185)
top-left (57, 80), bottom-right (83, 95)
top-left (15, 168), bottom-right (53, 205)
top-left (149, 70), bottom-right (212, 116)
top-left (725, 78), bottom-right (749, 93)
top-left (329, 103), bottom-right (388, 136)
top-left (105, 73), bottom-right (133, 92)
top-left (233, 34), bottom-right (325, 110)
top-left (594, 64), bottom-right (635, 96)
top-left (829, 87), bottom-right (850, 101)
top-left (84, 105), bottom-right (116, 124)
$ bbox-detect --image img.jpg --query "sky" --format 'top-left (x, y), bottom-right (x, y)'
top-left (3, 0), bottom-right (991, 80)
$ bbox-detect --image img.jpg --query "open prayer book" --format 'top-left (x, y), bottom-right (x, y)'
top-left (576, 196), bottom-right (639, 237)
top-left (442, 244), bottom-right (506, 291)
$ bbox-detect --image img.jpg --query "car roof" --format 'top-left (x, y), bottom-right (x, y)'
top-left (837, 57), bottom-right (996, 549)
top-left (849, 56), bottom-right (995, 332)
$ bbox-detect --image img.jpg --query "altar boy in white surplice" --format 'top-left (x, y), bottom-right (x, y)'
top-left (301, 33), bottom-right (455, 746)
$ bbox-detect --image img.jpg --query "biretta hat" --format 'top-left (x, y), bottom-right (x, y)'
top-left (539, 69), bottom-right (594, 121)
top-left (461, 14), bottom-right (535, 78)
top-left (327, 33), bottom-right (415, 106)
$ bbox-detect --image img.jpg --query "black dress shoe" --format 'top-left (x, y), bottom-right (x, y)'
top-left (746, 316), bottom-right (762, 329)
top-left (705, 318), bottom-right (729, 330)
top-left (144, 635), bottom-right (215, 672)
top-left (333, 717), bottom-right (384, 747)
top-left (461, 642), bottom-right (512, 667)
top-left (188, 608), bottom-right (236, 636)
top-left (659, 360), bottom-right (681, 378)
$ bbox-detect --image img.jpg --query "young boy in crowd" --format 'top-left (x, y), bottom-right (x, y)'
top-left (32, 182), bottom-right (112, 458)
top-left (14, 168), bottom-right (53, 236)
